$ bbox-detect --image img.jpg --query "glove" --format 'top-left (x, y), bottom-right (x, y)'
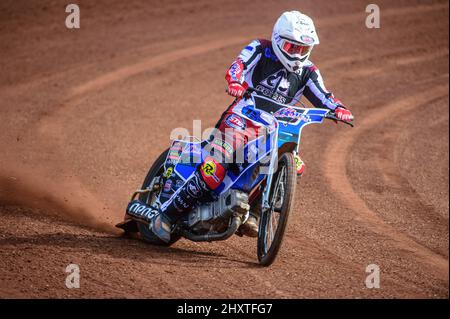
top-left (335, 106), bottom-right (354, 121)
top-left (227, 82), bottom-right (245, 98)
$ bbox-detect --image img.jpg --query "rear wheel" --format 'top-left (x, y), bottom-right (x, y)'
top-left (257, 152), bottom-right (296, 266)
top-left (137, 149), bottom-right (181, 246)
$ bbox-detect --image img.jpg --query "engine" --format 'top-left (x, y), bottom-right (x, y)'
top-left (187, 189), bottom-right (250, 234)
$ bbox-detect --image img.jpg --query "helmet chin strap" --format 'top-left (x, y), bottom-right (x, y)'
top-left (285, 59), bottom-right (306, 74)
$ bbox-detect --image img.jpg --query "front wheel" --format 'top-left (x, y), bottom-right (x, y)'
top-left (257, 152), bottom-right (297, 266)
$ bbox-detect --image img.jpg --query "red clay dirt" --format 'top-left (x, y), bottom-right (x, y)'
top-left (0, 0), bottom-right (448, 298)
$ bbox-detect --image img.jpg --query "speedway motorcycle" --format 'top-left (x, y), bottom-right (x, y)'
top-left (116, 88), bottom-right (353, 266)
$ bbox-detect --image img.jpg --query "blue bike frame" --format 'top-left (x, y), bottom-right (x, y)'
top-left (250, 95), bottom-right (330, 210)
top-left (159, 93), bottom-right (332, 211)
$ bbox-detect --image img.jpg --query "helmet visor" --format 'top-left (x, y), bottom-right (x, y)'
top-left (281, 40), bottom-right (313, 57)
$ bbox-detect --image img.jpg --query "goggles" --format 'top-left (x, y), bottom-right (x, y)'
top-left (281, 39), bottom-right (313, 57)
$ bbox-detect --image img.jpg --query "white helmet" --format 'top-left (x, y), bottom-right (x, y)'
top-left (272, 11), bottom-right (320, 73)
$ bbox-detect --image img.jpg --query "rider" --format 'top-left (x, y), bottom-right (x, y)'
top-left (128, 10), bottom-right (354, 242)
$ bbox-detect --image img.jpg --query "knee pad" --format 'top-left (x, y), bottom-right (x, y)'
top-left (199, 156), bottom-right (226, 190)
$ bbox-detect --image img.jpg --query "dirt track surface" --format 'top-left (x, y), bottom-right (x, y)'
top-left (0, 0), bottom-right (448, 298)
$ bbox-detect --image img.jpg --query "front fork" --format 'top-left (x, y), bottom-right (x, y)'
top-left (261, 129), bottom-right (279, 212)
top-left (260, 139), bottom-right (305, 211)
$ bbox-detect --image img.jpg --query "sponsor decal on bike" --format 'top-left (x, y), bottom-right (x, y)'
top-left (171, 141), bottom-right (183, 151)
top-left (241, 106), bottom-right (268, 125)
top-left (180, 143), bottom-right (202, 164)
top-left (298, 113), bottom-right (311, 123)
top-left (225, 114), bottom-right (246, 130)
top-left (186, 179), bottom-right (202, 198)
top-left (163, 179), bottom-right (172, 192)
top-left (184, 143), bottom-right (201, 155)
top-left (274, 107), bottom-right (298, 118)
top-left (164, 167), bottom-right (173, 178)
top-left (201, 160), bottom-right (216, 177)
top-left (200, 157), bottom-right (225, 190)
top-left (242, 106), bottom-right (274, 127)
top-left (175, 179), bottom-right (185, 189)
top-left (167, 154), bottom-right (181, 163)
top-left (273, 107), bottom-right (311, 124)
top-left (126, 200), bottom-right (159, 221)
top-left (211, 138), bottom-right (233, 158)
top-left (242, 106), bottom-right (260, 121)
top-left (173, 195), bottom-right (190, 212)
top-left (260, 112), bottom-right (275, 127)
top-left (168, 145), bottom-right (182, 163)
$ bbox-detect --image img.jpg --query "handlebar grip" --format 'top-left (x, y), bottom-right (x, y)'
top-left (326, 113), bottom-right (354, 127)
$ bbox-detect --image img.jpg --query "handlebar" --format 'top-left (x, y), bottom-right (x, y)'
top-left (226, 86), bottom-right (354, 127)
top-left (324, 112), bottom-right (354, 127)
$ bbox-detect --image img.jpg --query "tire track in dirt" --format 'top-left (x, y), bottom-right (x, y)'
top-left (323, 83), bottom-right (449, 277)
top-left (70, 2), bottom-right (448, 98)
top-left (347, 50), bottom-right (449, 78)
top-left (69, 37), bottom-right (251, 98)
top-left (317, 2), bottom-right (448, 28)
top-left (373, 95), bottom-right (449, 255)
top-left (394, 98), bottom-right (449, 221)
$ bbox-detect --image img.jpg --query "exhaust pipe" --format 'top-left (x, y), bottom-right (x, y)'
top-left (179, 216), bottom-right (242, 242)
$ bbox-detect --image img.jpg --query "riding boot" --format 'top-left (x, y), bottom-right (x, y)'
top-left (160, 170), bottom-right (211, 220)
top-left (150, 170), bottom-right (212, 242)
